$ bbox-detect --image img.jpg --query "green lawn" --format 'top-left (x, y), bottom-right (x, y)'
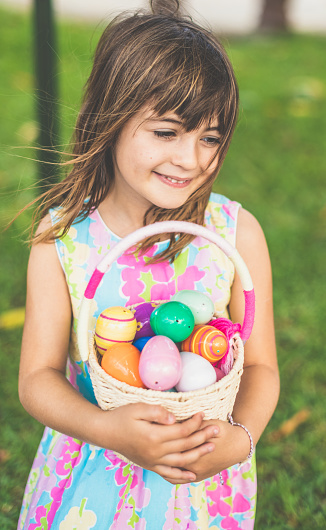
top-left (1, 6), bottom-right (326, 529)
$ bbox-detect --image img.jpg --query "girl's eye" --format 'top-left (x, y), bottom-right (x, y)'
top-left (202, 136), bottom-right (221, 146)
top-left (154, 130), bottom-right (176, 139)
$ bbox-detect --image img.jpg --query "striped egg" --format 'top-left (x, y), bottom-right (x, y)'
top-left (95, 306), bottom-right (137, 355)
top-left (181, 325), bottom-right (228, 363)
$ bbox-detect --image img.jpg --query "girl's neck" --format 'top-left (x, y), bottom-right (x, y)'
top-left (98, 191), bottom-right (148, 238)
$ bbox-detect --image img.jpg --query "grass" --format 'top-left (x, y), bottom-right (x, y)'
top-left (1, 6), bottom-right (326, 528)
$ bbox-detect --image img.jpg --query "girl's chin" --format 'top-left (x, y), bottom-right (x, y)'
top-left (150, 198), bottom-right (189, 210)
top-left (148, 188), bottom-right (197, 211)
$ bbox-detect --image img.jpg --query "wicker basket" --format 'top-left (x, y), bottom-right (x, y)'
top-left (78, 220), bottom-right (255, 424)
top-left (88, 333), bottom-right (244, 422)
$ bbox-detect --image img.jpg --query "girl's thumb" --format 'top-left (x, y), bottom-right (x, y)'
top-left (139, 404), bottom-right (176, 425)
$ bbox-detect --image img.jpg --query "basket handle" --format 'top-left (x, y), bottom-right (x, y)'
top-left (77, 220), bottom-right (255, 362)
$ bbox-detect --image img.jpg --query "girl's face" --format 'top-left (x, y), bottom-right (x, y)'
top-left (112, 106), bottom-right (221, 213)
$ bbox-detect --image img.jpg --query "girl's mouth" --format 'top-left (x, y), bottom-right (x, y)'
top-left (154, 172), bottom-right (191, 188)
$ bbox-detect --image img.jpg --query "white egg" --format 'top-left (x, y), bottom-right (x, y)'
top-left (175, 351), bottom-right (217, 392)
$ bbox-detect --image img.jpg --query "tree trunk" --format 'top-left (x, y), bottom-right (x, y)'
top-left (34, 0), bottom-right (60, 191)
top-left (259, 0), bottom-right (288, 32)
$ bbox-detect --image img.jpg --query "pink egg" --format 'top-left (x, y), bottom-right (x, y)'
top-left (139, 335), bottom-right (182, 391)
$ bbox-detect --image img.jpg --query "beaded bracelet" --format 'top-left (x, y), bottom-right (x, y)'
top-left (227, 413), bottom-right (254, 465)
top-left (217, 414), bottom-right (254, 485)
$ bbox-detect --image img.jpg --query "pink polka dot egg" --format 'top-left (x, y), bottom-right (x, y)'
top-left (95, 306), bottom-right (137, 355)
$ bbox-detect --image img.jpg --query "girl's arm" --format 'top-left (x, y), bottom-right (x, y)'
top-left (184, 207), bottom-right (280, 481)
top-left (19, 217), bottom-right (218, 484)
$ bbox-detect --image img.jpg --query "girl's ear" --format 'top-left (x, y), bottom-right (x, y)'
top-left (150, 0), bottom-right (180, 17)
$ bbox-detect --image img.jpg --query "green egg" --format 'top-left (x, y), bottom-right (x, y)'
top-left (150, 301), bottom-right (195, 342)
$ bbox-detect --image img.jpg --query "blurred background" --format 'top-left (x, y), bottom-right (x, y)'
top-left (0, 1), bottom-right (325, 528)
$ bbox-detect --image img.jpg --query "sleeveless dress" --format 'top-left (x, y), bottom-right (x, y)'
top-left (18, 193), bottom-right (257, 530)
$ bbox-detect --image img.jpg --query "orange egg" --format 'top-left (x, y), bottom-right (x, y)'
top-left (101, 343), bottom-right (146, 388)
top-left (181, 325), bottom-right (228, 363)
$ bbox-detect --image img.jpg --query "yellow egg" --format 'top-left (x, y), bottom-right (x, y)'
top-left (95, 306), bottom-right (137, 355)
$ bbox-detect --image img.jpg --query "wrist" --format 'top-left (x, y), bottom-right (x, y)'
top-left (89, 406), bottom-right (114, 449)
top-left (228, 414), bottom-right (254, 465)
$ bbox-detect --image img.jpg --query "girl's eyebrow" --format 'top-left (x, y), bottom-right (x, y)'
top-left (147, 117), bottom-right (182, 126)
top-left (148, 117), bottom-right (220, 132)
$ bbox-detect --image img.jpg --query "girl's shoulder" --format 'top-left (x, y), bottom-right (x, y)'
top-left (207, 192), bottom-right (241, 218)
top-left (206, 192), bottom-right (242, 246)
top-left (49, 206), bottom-right (112, 245)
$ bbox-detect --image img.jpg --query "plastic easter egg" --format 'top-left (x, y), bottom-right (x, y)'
top-left (171, 290), bottom-right (215, 325)
top-left (139, 335), bottom-right (182, 391)
top-left (95, 306), bottom-right (137, 355)
top-left (101, 343), bottom-right (145, 388)
top-left (175, 351), bottom-right (217, 392)
top-left (133, 302), bottom-right (157, 340)
top-left (181, 325), bottom-right (228, 363)
top-left (150, 301), bottom-right (195, 343)
top-left (133, 336), bottom-right (152, 352)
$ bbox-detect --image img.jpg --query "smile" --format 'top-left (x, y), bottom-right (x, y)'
top-left (154, 172), bottom-right (191, 188)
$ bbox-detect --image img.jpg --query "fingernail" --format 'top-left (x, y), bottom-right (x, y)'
top-left (168, 413), bottom-right (174, 424)
top-left (213, 428), bottom-right (219, 436)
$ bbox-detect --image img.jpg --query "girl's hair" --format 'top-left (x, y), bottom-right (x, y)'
top-left (32, 0), bottom-right (239, 263)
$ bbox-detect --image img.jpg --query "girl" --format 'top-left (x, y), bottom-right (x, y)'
top-left (18, 1), bottom-right (279, 528)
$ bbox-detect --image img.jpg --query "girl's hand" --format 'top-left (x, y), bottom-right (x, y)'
top-left (183, 418), bottom-right (251, 482)
top-left (99, 404), bottom-right (219, 484)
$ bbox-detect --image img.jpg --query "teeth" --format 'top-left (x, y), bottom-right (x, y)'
top-left (165, 176), bottom-right (185, 184)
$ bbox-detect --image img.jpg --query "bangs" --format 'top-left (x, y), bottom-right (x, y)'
top-left (152, 79), bottom-right (228, 133)
top-left (133, 24), bottom-right (237, 136)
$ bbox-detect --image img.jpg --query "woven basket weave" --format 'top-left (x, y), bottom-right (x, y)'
top-left (77, 221), bottom-right (255, 447)
top-left (88, 331), bottom-right (244, 421)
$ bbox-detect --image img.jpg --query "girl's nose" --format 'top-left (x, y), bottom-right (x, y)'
top-left (171, 138), bottom-right (199, 171)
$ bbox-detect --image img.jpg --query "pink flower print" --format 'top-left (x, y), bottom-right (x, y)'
top-left (176, 265), bottom-right (205, 291)
top-left (118, 246), bottom-right (175, 305)
top-left (39, 438), bottom-right (84, 527)
top-left (222, 203), bottom-right (236, 222)
top-left (232, 493), bottom-right (251, 513)
top-left (111, 503), bottom-right (141, 530)
top-left (163, 484), bottom-right (197, 530)
top-left (150, 280), bottom-right (175, 302)
top-left (104, 454), bottom-right (150, 528)
top-left (88, 210), bottom-right (108, 248)
top-left (205, 473), bottom-right (232, 518)
top-left (118, 247), bottom-right (156, 304)
top-left (104, 449), bottom-right (125, 471)
top-left (221, 516), bottom-right (242, 530)
top-left (29, 505), bottom-right (48, 530)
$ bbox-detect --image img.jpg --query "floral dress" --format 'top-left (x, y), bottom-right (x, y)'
top-left (18, 192), bottom-right (256, 529)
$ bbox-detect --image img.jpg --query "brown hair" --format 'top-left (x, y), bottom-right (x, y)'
top-left (32, 0), bottom-right (239, 262)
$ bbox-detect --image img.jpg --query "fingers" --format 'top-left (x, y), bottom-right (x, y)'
top-left (160, 411), bottom-right (205, 440)
top-left (154, 464), bottom-right (197, 485)
top-left (133, 403), bottom-right (176, 425)
top-left (165, 423), bottom-right (219, 454)
top-left (163, 440), bottom-right (215, 470)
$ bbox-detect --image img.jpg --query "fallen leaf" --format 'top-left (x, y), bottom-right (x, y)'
top-left (0, 449), bottom-right (11, 464)
top-left (0, 307), bottom-right (25, 329)
top-left (267, 409), bottom-right (310, 442)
